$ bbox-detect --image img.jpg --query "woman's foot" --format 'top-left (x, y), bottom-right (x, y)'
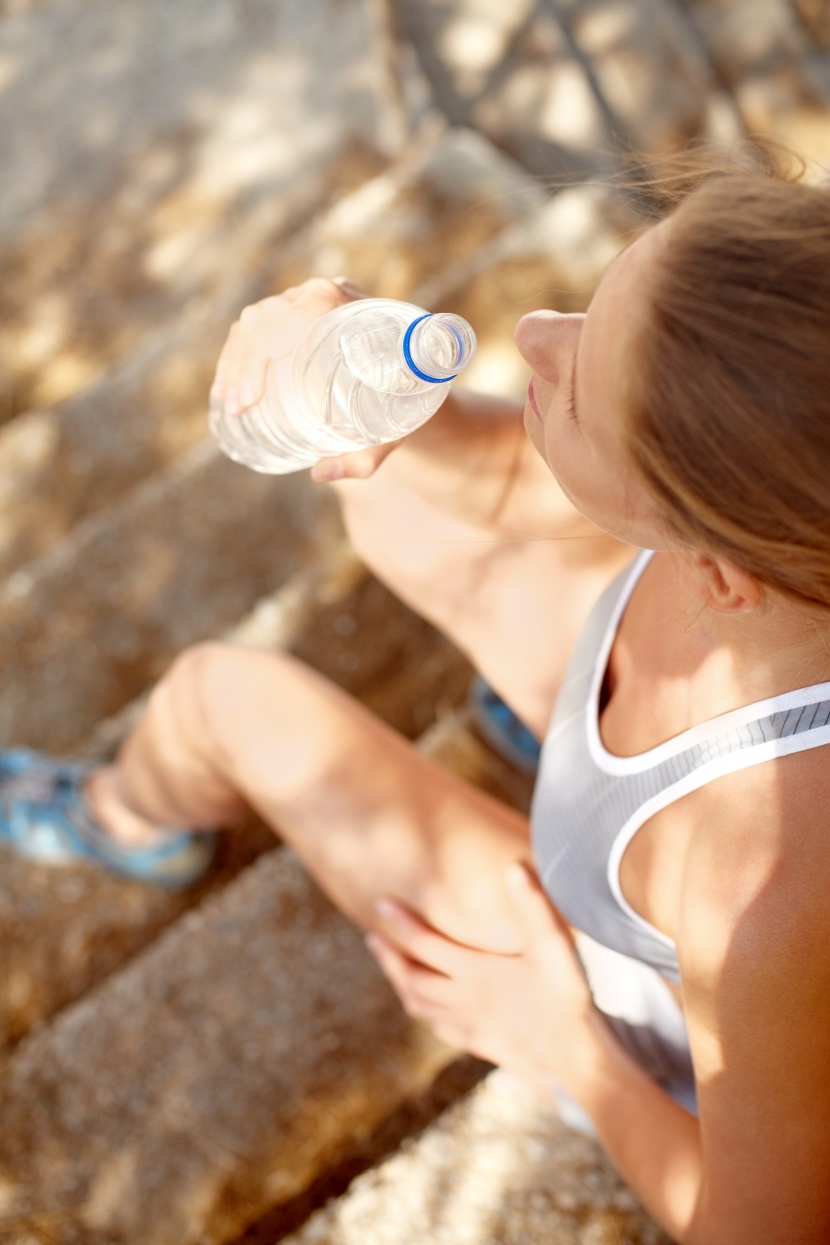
top-left (0, 748), bottom-right (217, 888)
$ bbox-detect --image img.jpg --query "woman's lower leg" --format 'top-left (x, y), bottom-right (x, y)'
top-left (81, 641), bottom-right (532, 950)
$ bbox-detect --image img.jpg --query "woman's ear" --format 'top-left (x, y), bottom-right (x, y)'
top-left (689, 553), bottom-right (763, 614)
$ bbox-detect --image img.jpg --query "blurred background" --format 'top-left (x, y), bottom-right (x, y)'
top-left (0, 2), bottom-right (829, 1243)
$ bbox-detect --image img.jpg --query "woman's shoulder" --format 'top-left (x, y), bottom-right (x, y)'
top-left (676, 743), bottom-right (830, 982)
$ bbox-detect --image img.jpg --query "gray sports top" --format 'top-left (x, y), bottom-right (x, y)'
top-left (531, 551), bottom-right (830, 1114)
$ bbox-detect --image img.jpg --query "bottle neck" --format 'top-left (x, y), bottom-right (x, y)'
top-left (403, 313), bottom-right (477, 384)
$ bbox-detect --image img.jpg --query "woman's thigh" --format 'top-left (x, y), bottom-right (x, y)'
top-left (190, 644), bottom-right (534, 953)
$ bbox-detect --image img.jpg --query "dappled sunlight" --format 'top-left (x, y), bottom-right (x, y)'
top-left (539, 61), bottom-right (605, 147)
top-left (577, 2), bottom-right (633, 51)
top-left (0, 47), bottom-right (21, 92)
top-left (0, 0), bottom-right (380, 422)
top-left (193, 61), bottom-right (317, 196)
top-left (5, 292), bottom-right (66, 374)
top-left (1, 1), bottom-right (829, 1241)
top-left (439, 12), bottom-right (520, 86)
top-left (432, 0), bottom-right (538, 101)
top-left (29, 353), bottom-right (100, 409)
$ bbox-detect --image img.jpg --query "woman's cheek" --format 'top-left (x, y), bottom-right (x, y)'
top-left (543, 421), bottom-right (583, 506)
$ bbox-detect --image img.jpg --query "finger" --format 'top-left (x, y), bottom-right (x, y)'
top-left (365, 933), bottom-right (454, 1019)
top-left (311, 442), bottom-right (400, 484)
top-left (372, 898), bottom-right (461, 977)
top-left (212, 285), bottom-right (343, 417)
top-left (211, 372), bottom-right (264, 419)
top-left (212, 280), bottom-right (362, 420)
top-left (364, 933), bottom-right (416, 1008)
top-left (505, 863), bottom-right (574, 946)
top-left (210, 315), bottom-right (267, 415)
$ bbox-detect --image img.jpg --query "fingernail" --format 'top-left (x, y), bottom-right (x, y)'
top-left (375, 898), bottom-right (398, 920)
top-left (365, 933), bottom-right (382, 956)
top-left (239, 378), bottom-right (256, 408)
top-left (225, 388), bottom-right (240, 417)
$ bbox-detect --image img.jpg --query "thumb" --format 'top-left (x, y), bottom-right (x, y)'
top-left (311, 441), bottom-right (401, 483)
top-left (504, 863), bottom-right (574, 946)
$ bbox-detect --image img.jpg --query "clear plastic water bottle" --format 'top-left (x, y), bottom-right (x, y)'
top-left (209, 298), bottom-right (477, 474)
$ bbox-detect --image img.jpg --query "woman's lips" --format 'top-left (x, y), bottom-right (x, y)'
top-left (528, 379), bottom-right (542, 421)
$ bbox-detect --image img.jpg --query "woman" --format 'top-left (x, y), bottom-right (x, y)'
top-left (3, 167), bottom-right (830, 1242)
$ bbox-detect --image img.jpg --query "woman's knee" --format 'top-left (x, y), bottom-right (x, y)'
top-left (147, 642), bottom-right (266, 756)
top-left (151, 643), bottom-right (319, 763)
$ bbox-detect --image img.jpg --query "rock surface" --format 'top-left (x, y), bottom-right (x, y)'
top-left (0, 851), bottom-right (452, 1245)
top-left (283, 1071), bottom-right (672, 1245)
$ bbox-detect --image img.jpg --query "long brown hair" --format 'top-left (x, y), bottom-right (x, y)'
top-left (624, 166), bottom-right (830, 607)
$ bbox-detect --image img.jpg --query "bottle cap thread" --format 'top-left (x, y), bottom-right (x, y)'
top-left (402, 314), bottom-right (458, 384)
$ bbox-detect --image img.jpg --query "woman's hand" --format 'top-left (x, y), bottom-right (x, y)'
top-left (211, 276), bottom-right (359, 417)
top-left (210, 276), bottom-right (400, 481)
top-left (366, 863), bottom-right (599, 1095)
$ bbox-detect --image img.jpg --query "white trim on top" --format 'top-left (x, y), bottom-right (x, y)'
top-left (606, 723), bottom-right (830, 951)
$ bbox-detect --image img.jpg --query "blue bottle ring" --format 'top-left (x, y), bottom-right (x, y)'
top-left (402, 313), bottom-right (457, 384)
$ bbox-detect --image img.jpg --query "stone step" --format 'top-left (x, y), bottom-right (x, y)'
top-left (0, 139), bottom-right (384, 583)
top-left (0, 849), bottom-right (455, 1245)
top-left (0, 292), bottom-right (281, 583)
top-left (278, 1070), bottom-right (669, 1245)
top-left (0, 442), bottom-right (341, 754)
top-left (0, 0), bottom-right (387, 423)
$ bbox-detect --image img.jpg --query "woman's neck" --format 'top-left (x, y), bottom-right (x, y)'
top-left (672, 556), bottom-right (830, 699)
top-left (602, 552), bottom-right (830, 756)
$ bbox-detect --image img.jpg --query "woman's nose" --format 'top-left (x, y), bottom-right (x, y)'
top-left (514, 311), bottom-right (584, 383)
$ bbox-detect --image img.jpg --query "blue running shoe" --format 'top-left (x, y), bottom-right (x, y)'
top-left (468, 677), bottom-right (542, 774)
top-left (0, 748), bottom-right (217, 888)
